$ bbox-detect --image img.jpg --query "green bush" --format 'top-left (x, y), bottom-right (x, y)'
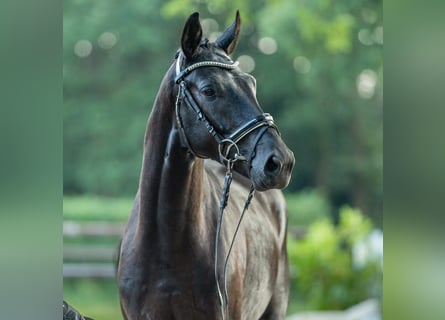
top-left (285, 189), bottom-right (331, 227)
top-left (287, 206), bottom-right (382, 310)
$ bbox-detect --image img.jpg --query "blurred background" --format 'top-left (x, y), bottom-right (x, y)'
top-left (63, 0), bottom-right (382, 318)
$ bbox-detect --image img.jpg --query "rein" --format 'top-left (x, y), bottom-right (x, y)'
top-left (174, 51), bottom-right (277, 319)
top-left (216, 160), bottom-right (255, 319)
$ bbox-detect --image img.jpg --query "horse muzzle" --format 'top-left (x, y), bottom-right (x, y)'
top-left (249, 132), bottom-right (295, 191)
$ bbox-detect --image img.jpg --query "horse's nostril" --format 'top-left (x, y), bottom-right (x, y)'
top-left (264, 155), bottom-right (282, 176)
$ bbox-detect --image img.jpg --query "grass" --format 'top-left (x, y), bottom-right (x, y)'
top-left (64, 195), bottom-right (134, 222)
top-left (64, 279), bottom-right (121, 320)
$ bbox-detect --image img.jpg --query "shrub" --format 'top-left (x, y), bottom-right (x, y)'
top-left (287, 206), bottom-right (382, 310)
top-left (285, 189), bottom-right (330, 227)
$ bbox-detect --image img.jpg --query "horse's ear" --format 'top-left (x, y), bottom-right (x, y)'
top-left (181, 12), bottom-right (203, 59)
top-left (215, 10), bottom-right (241, 55)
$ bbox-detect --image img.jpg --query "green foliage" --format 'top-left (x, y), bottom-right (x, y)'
top-left (64, 0), bottom-right (182, 196)
top-left (254, 0), bottom-right (383, 224)
top-left (288, 206), bottom-right (382, 310)
top-left (295, 6), bottom-right (355, 53)
top-left (285, 189), bottom-right (330, 226)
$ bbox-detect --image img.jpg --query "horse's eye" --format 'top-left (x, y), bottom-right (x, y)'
top-left (201, 87), bottom-right (215, 97)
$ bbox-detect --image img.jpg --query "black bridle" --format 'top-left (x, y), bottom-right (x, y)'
top-left (174, 52), bottom-right (278, 164)
top-left (174, 51), bottom-right (279, 320)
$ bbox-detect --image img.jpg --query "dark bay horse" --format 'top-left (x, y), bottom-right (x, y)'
top-left (117, 11), bottom-right (295, 320)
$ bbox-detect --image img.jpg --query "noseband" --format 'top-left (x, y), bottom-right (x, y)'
top-left (174, 51), bottom-right (279, 320)
top-left (174, 52), bottom-right (278, 165)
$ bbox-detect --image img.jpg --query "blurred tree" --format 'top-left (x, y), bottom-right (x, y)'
top-left (64, 0), bottom-right (184, 195)
top-left (244, 0), bottom-right (382, 224)
top-left (64, 0), bottom-right (382, 224)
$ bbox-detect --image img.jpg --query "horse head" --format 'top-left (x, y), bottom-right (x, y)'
top-left (174, 11), bottom-right (295, 191)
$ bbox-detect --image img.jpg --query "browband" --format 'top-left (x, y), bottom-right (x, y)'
top-left (175, 53), bottom-right (239, 84)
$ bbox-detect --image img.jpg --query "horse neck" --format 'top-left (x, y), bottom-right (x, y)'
top-left (137, 65), bottom-right (206, 242)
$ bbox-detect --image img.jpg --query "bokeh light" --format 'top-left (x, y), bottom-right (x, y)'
top-left (201, 18), bottom-right (219, 37)
top-left (98, 32), bottom-right (117, 50)
top-left (358, 29), bottom-right (374, 46)
top-left (373, 26), bottom-right (383, 45)
top-left (357, 69), bottom-right (378, 99)
top-left (237, 55), bottom-right (255, 73)
top-left (74, 40), bottom-right (92, 58)
top-left (258, 37), bottom-right (277, 55)
top-left (293, 56), bottom-right (311, 74)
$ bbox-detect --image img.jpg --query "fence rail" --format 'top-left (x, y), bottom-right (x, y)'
top-left (63, 221), bottom-right (125, 237)
top-left (63, 221), bottom-right (124, 278)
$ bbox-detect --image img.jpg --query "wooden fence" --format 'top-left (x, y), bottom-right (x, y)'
top-left (63, 221), bottom-right (125, 278)
top-left (63, 221), bottom-right (307, 279)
